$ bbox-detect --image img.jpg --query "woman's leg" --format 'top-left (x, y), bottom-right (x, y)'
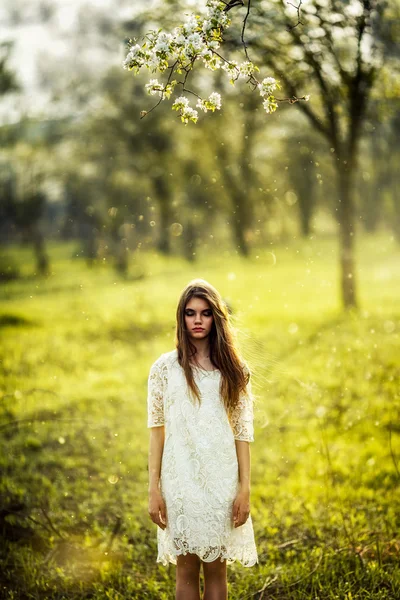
top-left (176, 552), bottom-right (201, 600)
top-left (202, 558), bottom-right (228, 600)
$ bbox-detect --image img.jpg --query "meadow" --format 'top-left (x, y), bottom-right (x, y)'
top-left (1, 232), bottom-right (399, 599)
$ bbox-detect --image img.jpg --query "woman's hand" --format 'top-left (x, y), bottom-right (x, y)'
top-left (148, 489), bottom-right (168, 530)
top-left (232, 488), bottom-right (250, 528)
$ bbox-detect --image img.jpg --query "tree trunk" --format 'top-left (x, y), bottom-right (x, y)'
top-left (31, 223), bottom-right (49, 276)
top-left (232, 191), bottom-right (250, 256)
top-left (294, 154), bottom-right (316, 237)
top-left (219, 158), bottom-right (251, 257)
top-left (183, 219), bottom-right (197, 262)
top-left (218, 101), bottom-right (256, 257)
top-left (336, 163), bottom-right (357, 309)
top-left (115, 246), bottom-right (128, 275)
top-left (391, 169), bottom-right (400, 243)
top-left (153, 174), bottom-right (171, 254)
top-left (299, 200), bottom-right (312, 237)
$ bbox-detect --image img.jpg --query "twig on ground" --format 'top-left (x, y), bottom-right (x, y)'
top-left (389, 421), bottom-right (400, 479)
top-left (105, 516), bottom-right (122, 553)
top-left (40, 505), bottom-right (65, 540)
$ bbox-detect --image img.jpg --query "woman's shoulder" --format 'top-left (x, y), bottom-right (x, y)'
top-left (150, 348), bottom-right (178, 371)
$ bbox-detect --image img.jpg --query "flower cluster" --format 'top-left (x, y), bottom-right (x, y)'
top-left (172, 96), bottom-right (199, 124)
top-left (123, 0), bottom-right (287, 123)
top-left (145, 78), bottom-right (176, 99)
top-left (196, 91), bottom-right (222, 112)
top-left (258, 77), bottom-right (279, 97)
top-left (258, 77), bottom-right (282, 114)
top-left (123, 1), bottom-right (229, 75)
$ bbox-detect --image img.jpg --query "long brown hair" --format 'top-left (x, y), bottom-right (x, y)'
top-left (175, 278), bottom-right (250, 416)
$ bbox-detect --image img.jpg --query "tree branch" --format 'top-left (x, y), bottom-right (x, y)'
top-left (140, 60), bottom-right (178, 119)
top-left (286, 0), bottom-right (304, 30)
top-left (314, 2), bottom-right (352, 86)
top-left (264, 53), bottom-right (331, 141)
top-left (280, 0), bottom-right (342, 151)
top-left (223, 0), bottom-right (245, 13)
top-left (347, 0), bottom-right (375, 159)
top-left (241, 0), bottom-right (252, 61)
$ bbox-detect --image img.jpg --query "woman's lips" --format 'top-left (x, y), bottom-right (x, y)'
top-left (193, 328), bottom-right (204, 331)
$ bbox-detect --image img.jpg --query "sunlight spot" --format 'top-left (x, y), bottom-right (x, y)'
top-left (170, 223), bottom-right (183, 236)
top-left (383, 320), bottom-right (395, 333)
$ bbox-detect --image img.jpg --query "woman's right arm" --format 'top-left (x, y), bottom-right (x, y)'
top-left (148, 426), bottom-right (167, 529)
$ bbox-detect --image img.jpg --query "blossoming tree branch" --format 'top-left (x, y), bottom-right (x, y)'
top-left (122, 0), bottom-right (309, 124)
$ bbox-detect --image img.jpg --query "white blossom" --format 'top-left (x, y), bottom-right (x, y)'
top-left (208, 92), bottom-right (221, 110)
top-left (196, 91), bottom-right (221, 112)
top-left (263, 97), bottom-right (278, 114)
top-left (122, 0), bottom-right (290, 124)
top-left (187, 33), bottom-right (203, 49)
top-left (258, 77), bottom-right (279, 96)
top-left (196, 98), bottom-right (208, 112)
top-left (155, 41), bottom-right (169, 53)
top-left (122, 44), bottom-right (144, 70)
top-left (175, 32), bottom-right (186, 46)
top-left (238, 61), bottom-right (257, 78)
top-left (145, 79), bottom-right (162, 95)
top-left (172, 96), bottom-right (190, 110)
top-left (179, 105), bottom-right (199, 124)
top-left (202, 19), bottom-right (213, 35)
top-left (208, 40), bottom-right (220, 50)
top-left (184, 33), bottom-right (206, 57)
top-left (172, 96), bottom-right (199, 123)
top-left (183, 107), bottom-right (198, 122)
top-left (155, 32), bottom-right (173, 53)
top-left (183, 14), bottom-right (199, 36)
top-left (221, 60), bottom-right (239, 77)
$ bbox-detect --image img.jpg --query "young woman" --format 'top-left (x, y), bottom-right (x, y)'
top-left (147, 278), bottom-right (258, 600)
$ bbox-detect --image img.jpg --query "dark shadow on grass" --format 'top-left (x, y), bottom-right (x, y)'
top-left (0, 313), bottom-right (38, 329)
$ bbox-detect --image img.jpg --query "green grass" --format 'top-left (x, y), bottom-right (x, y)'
top-left (0, 232), bottom-right (399, 599)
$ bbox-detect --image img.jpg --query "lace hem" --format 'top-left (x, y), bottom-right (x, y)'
top-left (156, 543), bottom-right (259, 568)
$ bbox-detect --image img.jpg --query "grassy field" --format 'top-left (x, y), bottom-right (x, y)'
top-left (1, 232), bottom-right (399, 599)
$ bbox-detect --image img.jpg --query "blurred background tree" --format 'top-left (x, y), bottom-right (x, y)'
top-left (0, 0), bottom-right (399, 304)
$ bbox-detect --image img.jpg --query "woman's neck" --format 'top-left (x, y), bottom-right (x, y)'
top-left (190, 338), bottom-right (210, 359)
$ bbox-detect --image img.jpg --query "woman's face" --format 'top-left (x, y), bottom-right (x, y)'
top-left (184, 297), bottom-right (214, 340)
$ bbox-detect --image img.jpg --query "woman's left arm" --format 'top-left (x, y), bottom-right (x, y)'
top-left (232, 440), bottom-right (251, 527)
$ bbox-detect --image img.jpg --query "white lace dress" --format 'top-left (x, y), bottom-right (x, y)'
top-left (147, 349), bottom-right (258, 567)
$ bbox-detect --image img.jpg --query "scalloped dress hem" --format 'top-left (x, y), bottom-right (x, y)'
top-left (156, 546), bottom-right (259, 568)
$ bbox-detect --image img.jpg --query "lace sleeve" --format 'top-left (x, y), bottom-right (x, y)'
top-left (230, 364), bottom-right (255, 442)
top-left (147, 357), bottom-right (167, 428)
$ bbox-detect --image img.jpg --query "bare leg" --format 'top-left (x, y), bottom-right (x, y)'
top-left (176, 552), bottom-right (201, 600)
top-left (202, 558), bottom-right (228, 600)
